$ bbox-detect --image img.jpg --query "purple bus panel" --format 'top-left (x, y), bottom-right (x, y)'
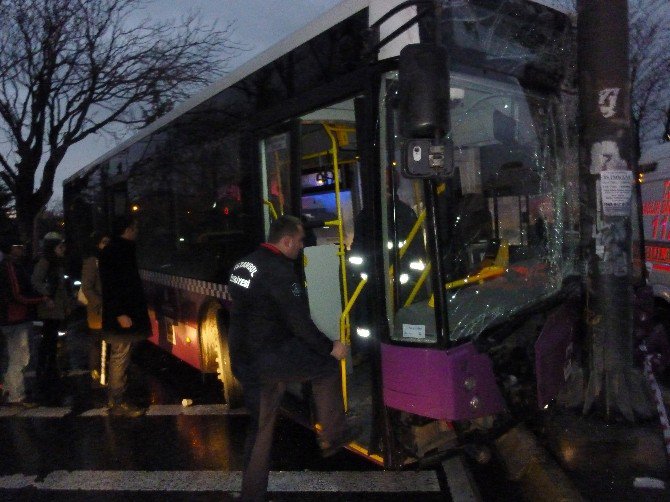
top-left (535, 302), bottom-right (578, 407)
top-left (381, 342), bottom-right (505, 420)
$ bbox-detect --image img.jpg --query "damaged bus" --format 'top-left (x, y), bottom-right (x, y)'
top-left (64, 0), bottom-right (578, 467)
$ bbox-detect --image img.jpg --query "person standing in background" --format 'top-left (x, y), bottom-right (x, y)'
top-left (80, 232), bottom-right (110, 385)
top-left (99, 216), bottom-right (150, 417)
top-left (31, 232), bottom-right (72, 401)
top-left (0, 238), bottom-right (48, 407)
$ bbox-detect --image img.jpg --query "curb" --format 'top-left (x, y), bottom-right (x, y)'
top-left (495, 425), bottom-right (585, 502)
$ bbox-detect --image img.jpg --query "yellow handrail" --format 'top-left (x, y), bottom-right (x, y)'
top-left (339, 276), bottom-right (368, 412)
top-left (389, 182), bottom-right (445, 278)
top-left (321, 123), bottom-right (353, 411)
top-left (404, 262), bottom-right (432, 307)
top-left (426, 265), bottom-right (506, 308)
top-left (388, 208), bottom-right (426, 280)
top-left (299, 123), bottom-right (369, 411)
top-left (323, 125), bottom-right (349, 309)
top-left (263, 199), bottom-right (278, 220)
top-left (399, 210), bottom-right (426, 260)
top-left (425, 240), bottom-right (510, 309)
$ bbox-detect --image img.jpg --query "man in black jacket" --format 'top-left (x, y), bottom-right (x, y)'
top-left (99, 216), bottom-right (150, 417)
top-left (228, 215), bottom-right (357, 502)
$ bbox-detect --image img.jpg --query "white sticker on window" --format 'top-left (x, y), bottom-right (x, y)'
top-left (403, 324), bottom-right (426, 339)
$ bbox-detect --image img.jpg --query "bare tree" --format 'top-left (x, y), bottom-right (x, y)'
top-left (0, 0), bottom-right (240, 242)
top-left (0, 179), bottom-right (15, 235)
top-left (553, 0), bottom-right (670, 154)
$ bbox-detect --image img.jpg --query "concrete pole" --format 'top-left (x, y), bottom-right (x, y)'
top-left (577, 0), bottom-right (650, 420)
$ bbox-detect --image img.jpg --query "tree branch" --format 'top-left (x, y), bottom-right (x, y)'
top-left (0, 0), bottom-right (243, 236)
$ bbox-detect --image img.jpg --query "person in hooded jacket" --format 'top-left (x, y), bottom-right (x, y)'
top-left (31, 232), bottom-right (72, 398)
top-left (0, 237), bottom-right (48, 406)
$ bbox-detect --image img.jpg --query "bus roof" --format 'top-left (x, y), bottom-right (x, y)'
top-left (63, 0), bottom-right (569, 185)
top-left (64, 0), bottom-right (369, 185)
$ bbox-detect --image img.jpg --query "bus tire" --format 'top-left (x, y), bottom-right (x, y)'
top-left (199, 301), bottom-right (244, 408)
top-left (215, 315), bottom-right (244, 409)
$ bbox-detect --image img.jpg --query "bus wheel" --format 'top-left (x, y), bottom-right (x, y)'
top-left (215, 318), bottom-right (244, 408)
top-left (199, 301), bottom-right (244, 408)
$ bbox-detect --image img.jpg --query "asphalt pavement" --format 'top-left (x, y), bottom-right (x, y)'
top-left (0, 319), bottom-right (480, 501)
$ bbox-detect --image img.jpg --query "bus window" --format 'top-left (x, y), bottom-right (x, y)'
top-left (385, 172), bottom-right (437, 344)
top-left (260, 132), bottom-right (292, 235)
top-left (384, 71), bottom-right (573, 344)
top-left (131, 133), bottom-right (254, 282)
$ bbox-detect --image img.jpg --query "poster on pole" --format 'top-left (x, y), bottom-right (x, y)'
top-left (600, 170), bottom-right (633, 216)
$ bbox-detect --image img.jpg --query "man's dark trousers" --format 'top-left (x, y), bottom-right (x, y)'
top-left (239, 343), bottom-right (346, 502)
top-left (107, 339), bottom-right (134, 405)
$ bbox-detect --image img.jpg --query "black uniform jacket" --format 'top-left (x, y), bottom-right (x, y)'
top-left (227, 244), bottom-right (334, 383)
top-left (99, 236), bottom-right (151, 339)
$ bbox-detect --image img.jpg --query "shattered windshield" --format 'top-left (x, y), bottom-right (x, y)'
top-left (385, 71), bottom-right (577, 343)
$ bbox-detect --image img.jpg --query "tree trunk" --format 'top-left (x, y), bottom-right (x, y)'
top-left (576, 0), bottom-right (652, 421)
top-left (15, 198), bottom-right (41, 257)
top-left (14, 169), bottom-right (49, 256)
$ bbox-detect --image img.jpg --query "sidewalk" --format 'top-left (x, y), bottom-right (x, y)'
top-left (496, 389), bottom-right (670, 501)
top-left (543, 409), bottom-right (669, 501)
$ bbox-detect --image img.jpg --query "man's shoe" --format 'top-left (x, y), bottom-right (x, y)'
top-left (108, 402), bottom-right (146, 418)
top-left (319, 425), bottom-right (362, 458)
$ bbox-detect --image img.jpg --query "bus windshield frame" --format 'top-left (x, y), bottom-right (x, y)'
top-left (379, 13), bottom-right (576, 347)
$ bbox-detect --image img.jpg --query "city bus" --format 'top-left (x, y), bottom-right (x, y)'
top-left (63, 0), bottom-right (578, 467)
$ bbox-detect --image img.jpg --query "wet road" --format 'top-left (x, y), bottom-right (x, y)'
top-left (0, 322), bottom-right (475, 501)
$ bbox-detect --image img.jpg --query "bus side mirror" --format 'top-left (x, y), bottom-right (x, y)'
top-left (398, 44), bottom-right (453, 178)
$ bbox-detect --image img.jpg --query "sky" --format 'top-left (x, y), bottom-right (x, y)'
top-left (55, 0), bottom-right (341, 201)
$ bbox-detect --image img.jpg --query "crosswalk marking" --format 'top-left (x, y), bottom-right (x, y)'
top-left (0, 406), bottom-right (71, 418)
top-left (23, 369), bottom-right (89, 378)
top-left (145, 404), bottom-right (248, 416)
top-left (0, 404), bottom-right (246, 418)
top-left (0, 470), bottom-right (441, 492)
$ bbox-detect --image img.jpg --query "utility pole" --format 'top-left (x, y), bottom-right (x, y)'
top-left (577, 0), bottom-right (651, 420)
